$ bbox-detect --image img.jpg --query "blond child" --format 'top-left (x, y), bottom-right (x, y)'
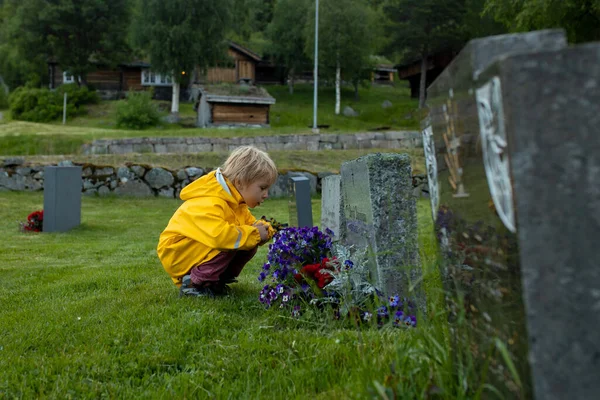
top-left (157, 146), bottom-right (278, 297)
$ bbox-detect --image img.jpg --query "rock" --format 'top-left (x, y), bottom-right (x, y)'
top-left (343, 106), bottom-right (359, 117)
top-left (176, 169), bottom-right (188, 181)
top-left (58, 160), bottom-right (74, 167)
top-left (184, 167), bottom-right (204, 178)
top-left (3, 158), bottom-right (24, 167)
top-left (145, 168), bottom-right (175, 189)
top-left (382, 100), bottom-right (393, 109)
top-left (114, 179), bottom-right (153, 197)
top-left (131, 165), bottom-right (146, 178)
top-left (162, 113), bottom-right (180, 124)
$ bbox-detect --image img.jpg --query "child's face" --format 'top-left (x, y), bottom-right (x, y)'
top-left (237, 178), bottom-right (272, 208)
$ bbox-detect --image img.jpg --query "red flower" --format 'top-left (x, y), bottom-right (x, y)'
top-left (294, 258), bottom-right (337, 288)
top-left (21, 210), bottom-right (44, 232)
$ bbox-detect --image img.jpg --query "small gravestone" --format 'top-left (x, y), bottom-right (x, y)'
top-left (320, 175), bottom-right (344, 239)
top-left (340, 153), bottom-right (422, 308)
top-left (43, 166), bottom-right (82, 232)
top-left (0, 111), bottom-right (3, 122)
top-left (288, 176), bottom-right (313, 228)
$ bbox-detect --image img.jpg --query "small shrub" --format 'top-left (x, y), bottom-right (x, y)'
top-left (8, 87), bottom-right (75, 122)
top-left (115, 91), bottom-right (161, 129)
top-left (57, 84), bottom-right (99, 114)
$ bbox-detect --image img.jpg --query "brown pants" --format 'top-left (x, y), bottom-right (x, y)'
top-left (190, 247), bottom-right (258, 287)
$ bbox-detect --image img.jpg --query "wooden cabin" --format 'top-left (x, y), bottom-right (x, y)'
top-left (196, 85), bottom-right (275, 128)
top-left (47, 42), bottom-right (263, 99)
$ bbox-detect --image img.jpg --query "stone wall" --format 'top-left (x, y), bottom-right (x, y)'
top-left (0, 158), bottom-right (429, 199)
top-left (82, 131), bottom-right (422, 155)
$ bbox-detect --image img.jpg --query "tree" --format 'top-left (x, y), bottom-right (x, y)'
top-left (267, 0), bottom-right (311, 94)
top-left (383, 0), bottom-right (466, 108)
top-left (0, 0), bottom-right (51, 88)
top-left (307, 0), bottom-right (376, 113)
top-left (43, 0), bottom-right (131, 86)
top-left (484, 0), bottom-right (600, 43)
top-left (3, 0), bottom-right (131, 87)
top-left (132, 0), bottom-right (233, 115)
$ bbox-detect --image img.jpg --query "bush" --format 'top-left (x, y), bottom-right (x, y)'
top-left (57, 83), bottom-right (99, 111)
top-left (115, 91), bottom-right (161, 129)
top-left (8, 87), bottom-right (75, 122)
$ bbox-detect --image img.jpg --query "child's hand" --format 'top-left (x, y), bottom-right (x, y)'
top-left (254, 222), bottom-right (269, 242)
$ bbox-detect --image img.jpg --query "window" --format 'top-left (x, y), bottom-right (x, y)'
top-left (63, 72), bottom-right (78, 84)
top-left (141, 69), bottom-right (173, 86)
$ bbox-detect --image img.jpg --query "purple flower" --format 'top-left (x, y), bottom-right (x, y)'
top-left (258, 272), bottom-right (267, 282)
top-left (404, 315), bottom-right (417, 328)
top-left (389, 295), bottom-right (400, 308)
top-left (343, 260), bottom-right (354, 270)
top-left (393, 310), bottom-right (405, 326)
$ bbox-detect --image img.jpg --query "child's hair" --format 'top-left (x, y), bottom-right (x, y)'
top-left (221, 145), bottom-right (278, 186)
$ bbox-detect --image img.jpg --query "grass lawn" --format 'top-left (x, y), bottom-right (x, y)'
top-left (0, 84), bottom-right (420, 156)
top-left (0, 192), bottom-right (444, 398)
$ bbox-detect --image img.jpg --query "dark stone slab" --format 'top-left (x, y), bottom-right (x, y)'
top-left (423, 29), bottom-right (569, 398)
top-left (477, 42), bottom-right (600, 400)
top-left (43, 166), bottom-right (82, 232)
top-left (288, 176), bottom-right (313, 228)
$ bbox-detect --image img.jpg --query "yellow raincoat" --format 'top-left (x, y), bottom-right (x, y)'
top-left (157, 168), bottom-right (273, 287)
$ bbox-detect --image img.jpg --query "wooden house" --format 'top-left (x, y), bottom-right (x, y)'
top-left (196, 85), bottom-right (276, 128)
top-left (47, 42), bottom-right (263, 99)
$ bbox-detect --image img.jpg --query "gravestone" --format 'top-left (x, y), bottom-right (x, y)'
top-left (423, 29), bottom-right (600, 399)
top-left (320, 175), bottom-right (344, 239)
top-left (288, 176), bottom-right (313, 228)
top-left (340, 153), bottom-right (423, 308)
top-left (43, 166), bottom-right (82, 232)
top-left (476, 42), bottom-right (600, 400)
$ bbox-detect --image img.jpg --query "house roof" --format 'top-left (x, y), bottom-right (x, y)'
top-left (228, 41), bottom-right (262, 62)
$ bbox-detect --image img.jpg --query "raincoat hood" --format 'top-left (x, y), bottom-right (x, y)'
top-left (180, 168), bottom-right (245, 206)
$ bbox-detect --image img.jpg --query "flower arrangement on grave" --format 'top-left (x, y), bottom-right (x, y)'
top-left (258, 226), bottom-right (417, 328)
top-left (19, 210), bottom-right (44, 232)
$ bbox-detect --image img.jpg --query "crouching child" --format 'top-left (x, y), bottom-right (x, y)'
top-left (157, 146), bottom-right (278, 297)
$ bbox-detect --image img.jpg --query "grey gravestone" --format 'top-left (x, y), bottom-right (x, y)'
top-left (43, 166), bottom-right (82, 232)
top-left (320, 175), bottom-right (344, 239)
top-left (288, 176), bottom-right (313, 228)
top-left (475, 42), bottom-right (600, 400)
top-left (340, 153), bottom-right (422, 307)
top-left (423, 29), bottom-right (573, 398)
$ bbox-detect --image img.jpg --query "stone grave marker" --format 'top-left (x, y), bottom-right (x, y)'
top-left (288, 176), bottom-right (313, 228)
top-left (423, 29), bottom-right (599, 399)
top-left (476, 41), bottom-right (600, 400)
top-left (340, 153), bottom-right (423, 308)
top-left (43, 166), bottom-right (82, 232)
top-left (320, 174), bottom-right (344, 239)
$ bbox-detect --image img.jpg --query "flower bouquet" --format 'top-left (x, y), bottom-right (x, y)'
top-left (19, 210), bottom-right (44, 232)
top-left (258, 226), bottom-right (417, 328)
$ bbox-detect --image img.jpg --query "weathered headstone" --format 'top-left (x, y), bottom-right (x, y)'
top-left (476, 42), bottom-right (600, 400)
top-left (320, 175), bottom-right (344, 239)
top-left (340, 153), bottom-right (422, 308)
top-left (43, 166), bottom-right (82, 232)
top-left (423, 29), bottom-right (600, 399)
top-left (288, 176), bottom-right (313, 228)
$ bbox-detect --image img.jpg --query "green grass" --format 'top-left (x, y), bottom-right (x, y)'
top-left (0, 84), bottom-right (420, 156)
top-left (0, 192), bottom-right (442, 398)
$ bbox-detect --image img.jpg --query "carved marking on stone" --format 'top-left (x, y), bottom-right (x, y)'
top-left (475, 77), bottom-right (516, 233)
top-left (421, 125), bottom-right (439, 220)
top-left (443, 90), bottom-right (469, 198)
